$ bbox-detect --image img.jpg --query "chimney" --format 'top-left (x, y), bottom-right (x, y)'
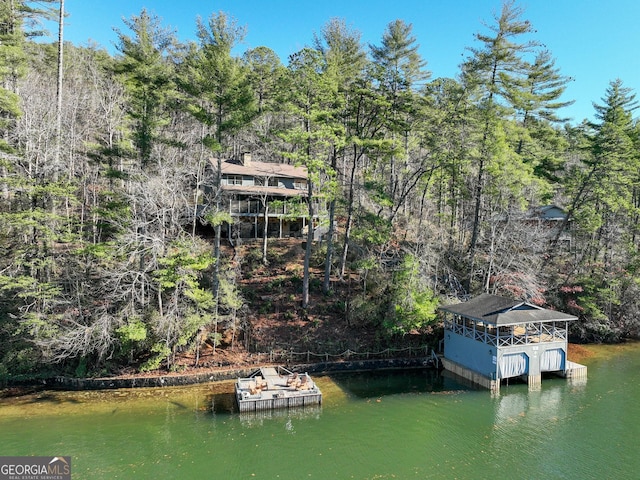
top-left (242, 152), bottom-right (252, 166)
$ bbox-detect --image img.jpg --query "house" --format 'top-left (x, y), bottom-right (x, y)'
top-left (439, 294), bottom-right (587, 392)
top-left (528, 204), bottom-right (572, 251)
top-left (531, 204), bottom-right (567, 222)
top-left (209, 153), bottom-right (326, 240)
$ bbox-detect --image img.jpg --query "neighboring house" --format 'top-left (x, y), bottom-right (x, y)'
top-left (531, 204), bottom-right (567, 222)
top-left (528, 204), bottom-right (571, 250)
top-left (210, 153), bottom-right (325, 240)
top-left (439, 294), bottom-right (586, 392)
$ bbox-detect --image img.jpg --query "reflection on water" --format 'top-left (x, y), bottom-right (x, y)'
top-left (209, 391), bottom-right (236, 414)
top-left (329, 367), bottom-right (459, 398)
top-left (238, 405), bottom-right (322, 428)
top-left (1, 343), bottom-right (639, 480)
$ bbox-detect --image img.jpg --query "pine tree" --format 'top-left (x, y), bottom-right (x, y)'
top-left (460, 0), bottom-right (539, 292)
top-left (370, 19), bottom-right (429, 210)
top-left (314, 17), bottom-right (367, 293)
top-left (0, 0), bottom-right (27, 154)
top-left (281, 47), bottom-right (339, 308)
top-left (114, 9), bottom-right (177, 167)
top-left (512, 50), bottom-right (574, 186)
top-left (555, 80), bottom-right (639, 341)
top-left (243, 46), bottom-right (285, 115)
top-left (177, 11), bottom-right (255, 346)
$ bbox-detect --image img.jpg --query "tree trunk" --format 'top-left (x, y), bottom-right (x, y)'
top-left (54, 0), bottom-right (64, 177)
top-left (262, 201), bottom-right (269, 264)
top-left (212, 156), bottom-right (222, 353)
top-left (323, 148), bottom-right (338, 294)
top-left (302, 180), bottom-right (314, 309)
top-left (323, 197), bottom-right (335, 293)
top-left (339, 148), bottom-right (359, 279)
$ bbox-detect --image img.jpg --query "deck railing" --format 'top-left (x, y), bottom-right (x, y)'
top-left (445, 317), bottom-right (569, 347)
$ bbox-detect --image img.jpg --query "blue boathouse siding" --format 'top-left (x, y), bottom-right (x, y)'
top-left (444, 325), bottom-right (569, 381)
top-left (444, 330), bottom-right (496, 379)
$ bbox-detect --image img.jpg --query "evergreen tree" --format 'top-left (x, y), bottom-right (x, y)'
top-left (114, 9), bottom-right (177, 167)
top-left (0, 0), bottom-right (27, 154)
top-left (460, 0), bottom-right (540, 292)
top-left (369, 19), bottom-right (429, 211)
top-left (177, 11), bottom-right (255, 347)
top-left (557, 79), bottom-right (639, 340)
top-left (314, 17), bottom-right (367, 293)
top-left (419, 77), bottom-right (474, 252)
top-left (242, 46), bottom-right (285, 115)
top-left (513, 50), bottom-right (574, 186)
top-left (281, 47), bottom-right (338, 308)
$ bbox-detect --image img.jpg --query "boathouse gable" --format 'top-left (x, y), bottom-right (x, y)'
top-left (439, 293), bottom-right (585, 392)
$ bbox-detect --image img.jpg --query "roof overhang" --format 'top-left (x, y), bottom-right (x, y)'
top-left (439, 293), bottom-right (577, 326)
top-left (221, 185), bottom-right (307, 197)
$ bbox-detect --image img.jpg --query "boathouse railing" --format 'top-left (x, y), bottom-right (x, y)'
top-left (444, 316), bottom-right (569, 347)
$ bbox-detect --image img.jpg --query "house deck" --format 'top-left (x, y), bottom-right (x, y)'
top-left (235, 366), bottom-right (322, 413)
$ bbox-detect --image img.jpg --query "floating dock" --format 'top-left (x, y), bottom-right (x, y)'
top-left (235, 366), bottom-right (322, 413)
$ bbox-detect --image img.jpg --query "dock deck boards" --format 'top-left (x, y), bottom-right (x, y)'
top-left (235, 366), bottom-right (322, 413)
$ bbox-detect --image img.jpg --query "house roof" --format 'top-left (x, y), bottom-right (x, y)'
top-left (218, 158), bottom-right (307, 180)
top-left (439, 293), bottom-right (577, 326)
top-left (531, 205), bottom-right (567, 221)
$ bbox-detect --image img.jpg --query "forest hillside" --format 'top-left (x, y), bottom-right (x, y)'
top-left (1, 1), bottom-right (640, 381)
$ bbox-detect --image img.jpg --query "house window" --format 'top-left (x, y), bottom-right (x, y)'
top-left (254, 176), bottom-right (265, 187)
top-left (249, 200), bottom-right (260, 213)
top-left (294, 179), bottom-right (307, 190)
top-left (268, 177), bottom-right (280, 187)
top-left (225, 175), bottom-right (243, 186)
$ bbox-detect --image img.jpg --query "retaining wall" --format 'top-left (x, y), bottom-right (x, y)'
top-left (31, 357), bottom-right (435, 391)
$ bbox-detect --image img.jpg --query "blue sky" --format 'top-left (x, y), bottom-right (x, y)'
top-left (46, 0), bottom-right (640, 124)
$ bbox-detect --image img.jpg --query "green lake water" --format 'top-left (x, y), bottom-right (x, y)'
top-left (1, 344), bottom-right (639, 479)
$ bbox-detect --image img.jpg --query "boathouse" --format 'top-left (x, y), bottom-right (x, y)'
top-left (235, 367), bottom-right (322, 413)
top-left (439, 294), bottom-right (587, 392)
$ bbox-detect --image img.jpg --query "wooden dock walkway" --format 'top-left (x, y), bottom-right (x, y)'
top-left (235, 366), bottom-right (322, 413)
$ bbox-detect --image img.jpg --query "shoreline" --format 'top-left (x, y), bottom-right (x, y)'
top-left (2, 356), bottom-right (435, 397)
top-left (5, 341), bottom-right (636, 398)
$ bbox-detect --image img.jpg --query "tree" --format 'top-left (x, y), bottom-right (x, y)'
top-left (180, 11), bottom-right (255, 151)
top-left (243, 46), bottom-right (284, 115)
top-left (385, 253), bottom-right (438, 335)
top-left (0, 2), bottom-right (79, 375)
top-left (114, 9), bottom-right (177, 167)
top-left (583, 80), bottom-right (638, 264)
top-left (0, 0), bottom-right (27, 202)
top-left (149, 241), bottom-right (215, 370)
top-left (178, 11), bottom-right (255, 344)
top-left (460, 0), bottom-right (540, 291)
top-left (553, 80), bottom-right (639, 340)
top-left (240, 46), bottom-right (288, 161)
top-left (417, 77), bottom-right (473, 253)
top-left (313, 17), bottom-right (367, 293)
top-left (281, 47), bottom-right (337, 308)
top-left (369, 19), bottom-right (429, 212)
top-left (511, 50), bottom-right (574, 189)
top-left (54, 0), bottom-right (64, 173)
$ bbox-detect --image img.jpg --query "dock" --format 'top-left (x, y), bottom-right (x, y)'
top-left (559, 361), bottom-right (588, 383)
top-left (235, 366), bottom-right (322, 413)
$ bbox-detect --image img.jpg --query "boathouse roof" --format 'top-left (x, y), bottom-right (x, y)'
top-left (439, 293), bottom-right (577, 326)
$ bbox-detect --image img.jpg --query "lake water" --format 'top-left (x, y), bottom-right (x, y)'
top-left (1, 343), bottom-right (639, 479)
